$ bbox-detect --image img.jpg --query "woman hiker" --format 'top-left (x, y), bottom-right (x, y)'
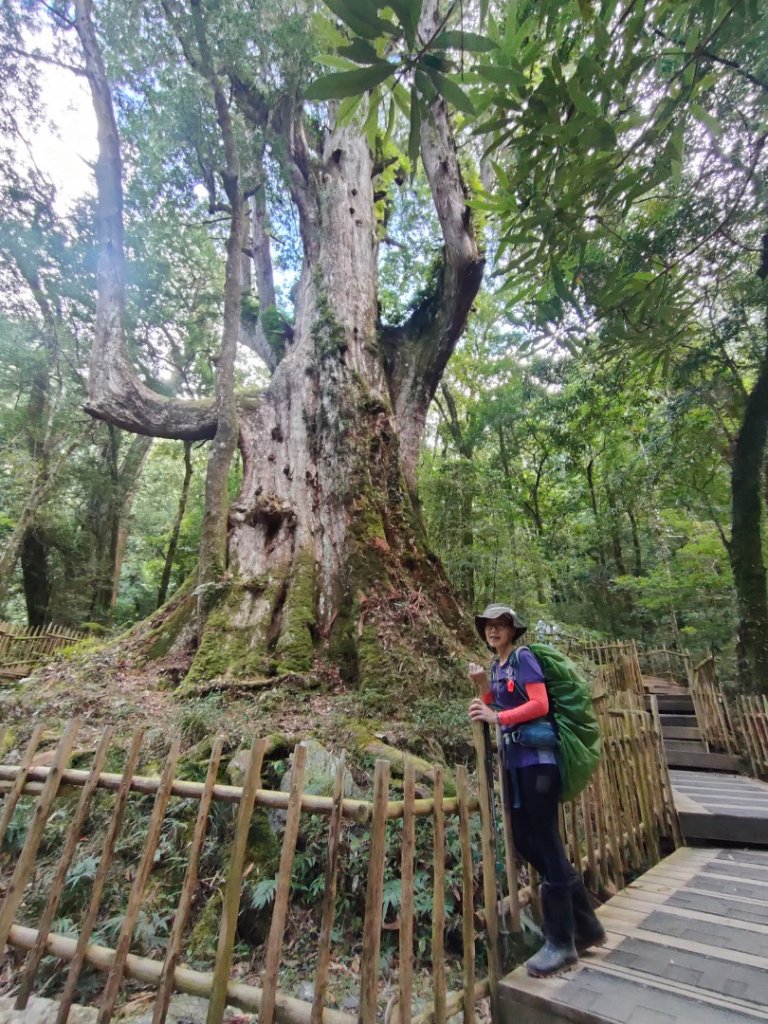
top-left (467, 603), bottom-right (606, 977)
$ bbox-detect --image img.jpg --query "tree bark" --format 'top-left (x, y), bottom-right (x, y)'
top-left (730, 323), bottom-right (768, 694)
top-left (21, 527), bottom-right (52, 627)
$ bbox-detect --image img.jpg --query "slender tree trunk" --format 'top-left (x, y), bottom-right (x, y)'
top-left (111, 435), bottom-right (153, 608)
top-left (730, 325), bottom-right (768, 694)
top-left (0, 449), bottom-right (74, 612)
top-left (86, 430), bottom-right (152, 622)
top-left (20, 528), bottom-right (52, 627)
top-left (627, 506), bottom-right (643, 576)
top-left (585, 459), bottom-right (607, 571)
top-left (157, 442), bottom-right (194, 608)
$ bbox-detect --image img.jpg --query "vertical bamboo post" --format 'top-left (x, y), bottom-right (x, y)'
top-left (206, 737), bottom-right (267, 1024)
top-left (569, 799), bottom-right (581, 873)
top-left (397, 763), bottom-right (416, 1024)
top-left (97, 738), bottom-right (181, 1024)
top-left (471, 722), bottom-right (501, 1024)
top-left (580, 788), bottom-right (596, 887)
top-left (260, 743), bottom-right (309, 1024)
top-left (358, 759), bottom-right (390, 1024)
top-left (0, 720), bottom-right (80, 950)
top-left (455, 765), bottom-right (475, 1024)
top-left (310, 752), bottom-right (346, 1024)
top-left (494, 728), bottom-right (520, 932)
top-left (152, 737), bottom-right (224, 1024)
top-left (431, 766), bottom-right (446, 1024)
top-left (591, 767), bottom-right (609, 889)
top-left (0, 724), bottom-right (45, 847)
top-left (558, 802), bottom-right (571, 865)
top-left (15, 727), bottom-right (114, 1010)
top-left (56, 730), bottom-right (146, 1024)
top-left (616, 725), bottom-right (641, 869)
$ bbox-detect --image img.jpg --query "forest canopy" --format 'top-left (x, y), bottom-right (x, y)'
top-left (1, 0), bottom-right (767, 696)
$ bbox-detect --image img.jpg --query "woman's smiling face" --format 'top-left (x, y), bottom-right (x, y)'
top-left (484, 617), bottom-right (515, 651)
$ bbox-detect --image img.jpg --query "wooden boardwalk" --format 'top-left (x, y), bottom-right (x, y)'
top-left (670, 770), bottom-right (768, 846)
top-left (499, 846), bottom-right (768, 1023)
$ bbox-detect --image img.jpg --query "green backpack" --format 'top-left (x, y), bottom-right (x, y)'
top-left (513, 642), bottom-right (602, 802)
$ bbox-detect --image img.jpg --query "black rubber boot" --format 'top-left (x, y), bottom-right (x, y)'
top-left (525, 883), bottom-right (578, 978)
top-left (571, 876), bottom-right (607, 954)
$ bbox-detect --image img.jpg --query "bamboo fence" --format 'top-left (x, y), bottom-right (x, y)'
top-left (635, 647), bottom-right (693, 687)
top-left (0, 621), bottom-right (88, 677)
top-left (565, 637), bottom-right (645, 700)
top-left (0, 651), bottom-right (680, 1024)
top-left (691, 655), bottom-right (768, 779)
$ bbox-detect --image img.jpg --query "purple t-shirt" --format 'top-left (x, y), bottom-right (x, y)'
top-left (490, 647), bottom-right (556, 769)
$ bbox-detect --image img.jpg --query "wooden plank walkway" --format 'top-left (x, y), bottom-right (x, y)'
top-left (670, 770), bottom-right (768, 846)
top-left (499, 846), bottom-right (768, 1023)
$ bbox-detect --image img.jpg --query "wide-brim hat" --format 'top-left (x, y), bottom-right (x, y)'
top-left (474, 604), bottom-right (527, 644)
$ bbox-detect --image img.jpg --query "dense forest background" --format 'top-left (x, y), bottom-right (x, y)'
top-left (1, 0), bottom-right (767, 697)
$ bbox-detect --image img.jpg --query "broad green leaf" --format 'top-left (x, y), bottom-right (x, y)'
top-left (415, 68), bottom-right (436, 101)
top-left (317, 54), bottom-right (361, 71)
top-left (323, 0), bottom-right (398, 39)
top-left (566, 77), bottom-right (600, 117)
top-left (504, 13), bottom-right (537, 56)
top-left (385, 94), bottom-right (396, 140)
top-left (551, 264), bottom-right (573, 305)
top-left (476, 64), bottom-right (527, 89)
top-left (387, 0), bottom-right (423, 46)
top-left (336, 93), bottom-right (364, 125)
top-left (581, 118), bottom-right (617, 151)
top-left (363, 87), bottom-right (380, 147)
top-left (312, 13), bottom-right (349, 50)
top-left (393, 82), bottom-right (411, 118)
top-left (305, 61), bottom-right (395, 101)
top-left (432, 30), bottom-right (498, 53)
top-left (425, 68), bottom-right (476, 114)
top-left (690, 103), bottom-right (722, 139)
top-left (338, 39), bottom-right (380, 64)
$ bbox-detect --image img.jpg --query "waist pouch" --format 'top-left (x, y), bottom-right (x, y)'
top-left (505, 718), bottom-right (559, 749)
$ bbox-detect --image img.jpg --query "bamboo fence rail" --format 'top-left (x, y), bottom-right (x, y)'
top-left (0, 647), bottom-right (679, 1024)
top-left (0, 621), bottom-right (88, 676)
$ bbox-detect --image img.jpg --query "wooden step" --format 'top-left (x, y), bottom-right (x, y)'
top-left (665, 749), bottom-right (742, 771)
top-left (660, 713), bottom-right (698, 728)
top-left (664, 739), bottom-right (706, 753)
top-left (649, 694), bottom-right (695, 713)
top-left (670, 770), bottom-right (768, 845)
top-left (661, 726), bottom-right (702, 741)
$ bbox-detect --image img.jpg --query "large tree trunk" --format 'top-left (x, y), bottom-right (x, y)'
top-left (186, 126), bottom-right (475, 688)
top-left (730, 324), bottom-right (768, 695)
top-left (73, 0), bottom-right (484, 695)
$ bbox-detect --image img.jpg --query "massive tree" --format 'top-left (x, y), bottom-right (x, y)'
top-left (66, 0), bottom-right (483, 690)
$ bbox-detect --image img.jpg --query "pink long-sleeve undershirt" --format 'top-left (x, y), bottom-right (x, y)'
top-left (482, 681), bottom-right (549, 728)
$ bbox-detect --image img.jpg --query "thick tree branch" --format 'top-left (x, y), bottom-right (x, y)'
top-left (73, 0), bottom-right (217, 441)
top-left (188, 0), bottom-right (246, 584)
top-left (379, 0), bottom-right (484, 494)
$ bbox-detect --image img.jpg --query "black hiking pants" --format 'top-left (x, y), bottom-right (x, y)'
top-left (506, 763), bottom-right (573, 889)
